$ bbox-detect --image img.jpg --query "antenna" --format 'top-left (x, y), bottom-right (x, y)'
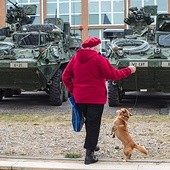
top-left (55, 8), bottom-right (57, 25)
top-left (72, 1), bottom-right (76, 36)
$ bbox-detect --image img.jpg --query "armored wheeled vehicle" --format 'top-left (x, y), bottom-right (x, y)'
top-left (104, 5), bottom-right (170, 106)
top-left (0, 1), bottom-right (81, 105)
top-left (1, 0), bottom-right (37, 39)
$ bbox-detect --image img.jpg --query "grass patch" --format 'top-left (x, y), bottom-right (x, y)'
top-left (65, 153), bottom-right (82, 158)
top-left (0, 113), bottom-right (71, 125)
top-left (0, 113), bottom-right (169, 125)
top-left (102, 114), bottom-right (170, 123)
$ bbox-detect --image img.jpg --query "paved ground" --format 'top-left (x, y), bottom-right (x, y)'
top-left (0, 157), bottom-right (170, 170)
top-left (0, 91), bottom-right (170, 115)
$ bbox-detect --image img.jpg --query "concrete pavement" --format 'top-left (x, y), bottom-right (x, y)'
top-left (0, 157), bottom-right (170, 170)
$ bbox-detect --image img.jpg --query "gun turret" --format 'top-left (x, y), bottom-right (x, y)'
top-left (7, 0), bottom-right (19, 10)
top-left (124, 6), bottom-right (157, 34)
top-left (6, 0), bottom-right (37, 31)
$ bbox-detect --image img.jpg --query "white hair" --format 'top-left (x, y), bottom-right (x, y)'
top-left (90, 44), bottom-right (100, 53)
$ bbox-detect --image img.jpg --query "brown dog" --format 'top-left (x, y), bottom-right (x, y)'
top-left (111, 108), bottom-right (148, 161)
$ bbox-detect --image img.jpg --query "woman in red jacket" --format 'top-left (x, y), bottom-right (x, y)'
top-left (62, 36), bottom-right (136, 165)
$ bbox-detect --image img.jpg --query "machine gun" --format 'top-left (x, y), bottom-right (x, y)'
top-left (6, 0), bottom-right (37, 31)
top-left (124, 6), bottom-right (157, 35)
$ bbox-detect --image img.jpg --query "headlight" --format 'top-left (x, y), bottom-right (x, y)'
top-left (52, 47), bottom-right (59, 57)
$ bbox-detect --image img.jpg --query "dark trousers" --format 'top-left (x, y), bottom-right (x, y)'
top-left (76, 103), bottom-right (104, 151)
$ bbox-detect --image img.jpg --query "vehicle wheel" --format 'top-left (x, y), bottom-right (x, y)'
top-left (107, 80), bottom-right (121, 107)
top-left (49, 69), bottom-right (63, 106)
top-left (62, 83), bottom-right (68, 102)
top-left (0, 90), bottom-right (3, 101)
top-left (4, 89), bottom-right (13, 97)
top-left (13, 89), bottom-right (22, 95)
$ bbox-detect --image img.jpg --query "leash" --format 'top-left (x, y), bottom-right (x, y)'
top-left (131, 70), bottom-right (139, 109)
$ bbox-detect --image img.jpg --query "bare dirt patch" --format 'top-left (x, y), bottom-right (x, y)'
top-left (0, 113), bottom-right (169, 161)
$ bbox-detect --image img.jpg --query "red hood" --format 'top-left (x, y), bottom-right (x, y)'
top-left (76, 49), bottom-right (98, 63)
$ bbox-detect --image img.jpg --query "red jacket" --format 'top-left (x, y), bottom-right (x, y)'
top-left (62, 49), bottom-right (131, 104)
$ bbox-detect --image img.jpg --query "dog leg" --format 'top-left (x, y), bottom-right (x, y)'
top-left (123, 147), bottom-right (132, 161)
top-left (111, 126), bottom-right (116, 138)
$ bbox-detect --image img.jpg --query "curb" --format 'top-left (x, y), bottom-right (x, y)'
top-left (0, 157), bottom-right (170, 170)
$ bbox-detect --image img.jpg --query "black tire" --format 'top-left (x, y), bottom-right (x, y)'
top-left (49, 69), bottom-right (63, 106)
top-left (13, 89), bottom-right (22, 95)
top-left (0, 90), bottom-right (3, 101)
top-left (4, 89), bottom-right (13, 97)
top-left (108, 80), bottom-right (121, 107)
top-left (62, 83), bottom-right (68, 102)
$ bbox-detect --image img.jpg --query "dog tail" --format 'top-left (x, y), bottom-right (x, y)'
top-left (134, 144), bottom-right (148, 155)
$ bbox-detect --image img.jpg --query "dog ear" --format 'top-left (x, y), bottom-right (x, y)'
top-left (116, 110), bottom-right (122, 115)
top-left (127, 109), bottom-right (133, 116)
top-left (121, 108), bottom-right (133, 116)
top-left (121, 108), bottom-right (126, 113)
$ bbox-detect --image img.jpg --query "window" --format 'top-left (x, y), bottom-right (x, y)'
top-left (112, 0), bottom-right (124, 24)
top-left (71, 15), bottom-right (81, 25)
top-left (113, 0), bottom-right (124, 12)
top-left (59, 15), bottom-right (69, 22)
top-left (89, 1), bottom-right (99, 13)
top-left (47, 0), bottom-right (81, 26)
top-left (18, 0), bottom-right (29, 2)
top-left (101, 1), bottom-right (111, 24)
top-left (47, 0), bottom-right (59, 2)
top-left (157, 0), bottom-right (168, 12)
top-left (130, 0), bottom-right (142, 8)
top-left (59, 2), bottom-right (69, 13)
top-left (113, 13), bottom-right (124, 24)
top-left (88, 1), bottom-right (99, 25)
top-left (101, 14), bottom-right (111, 24)
top-left (71, 1), bottom-right (81, 26)
top-left (144, 0), bottom-right (154, 5)
top-left (47, 3), bottom-right (57, 15)
top-left (89, 29), bottom-right (100, 37)
top-left (131, 0), bottom-right (168, 13)
top-left (89, 14), bottom-right (99, 25)
top-left (71, 2), bottom-right (81, 13)
top-left (30, 0), bottom-right (38, 2)
top-left (89, 0), bottom-right (124, 25)
top-left (101, 1), bottom-right (111, 12)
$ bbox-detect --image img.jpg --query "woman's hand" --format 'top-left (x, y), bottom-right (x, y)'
top-left (128, 66), bottom-right (136, 74)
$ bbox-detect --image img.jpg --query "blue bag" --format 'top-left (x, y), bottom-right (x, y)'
top-left (68, 96), bottom-right (84, 132)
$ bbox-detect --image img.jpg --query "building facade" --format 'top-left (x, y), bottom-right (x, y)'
top-left (0, 0), bottom-right (170, 47)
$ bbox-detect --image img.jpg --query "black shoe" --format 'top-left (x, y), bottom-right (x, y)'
top-left (84, 150), bottom-right (98, 165)
top-left (94, 145), bottom-right (100, 152)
